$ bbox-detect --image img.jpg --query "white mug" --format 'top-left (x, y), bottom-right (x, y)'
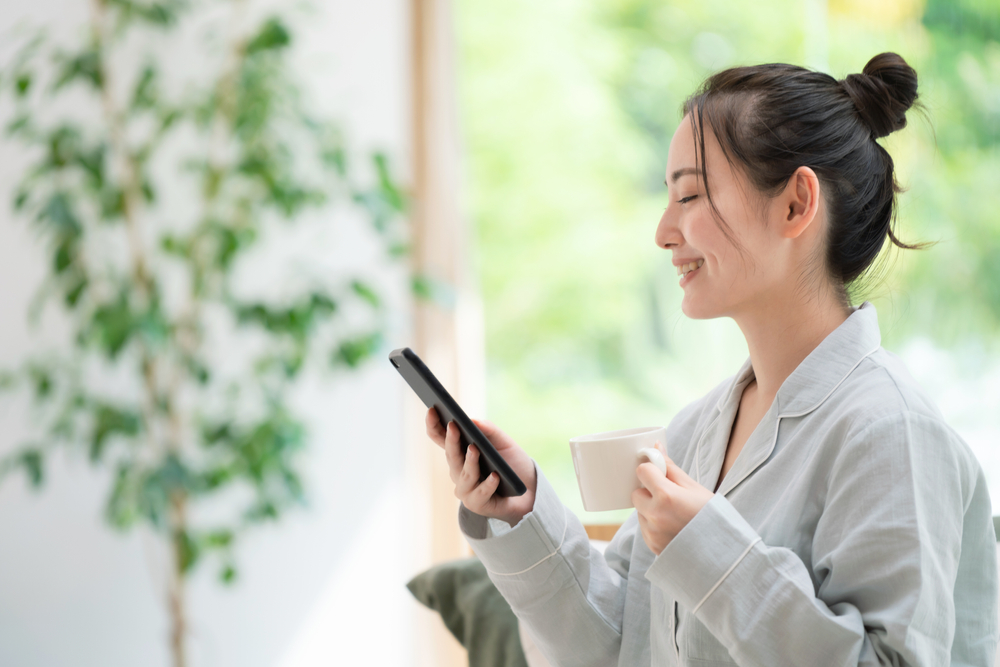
top-left (569, 426), bottom-right (667, 512)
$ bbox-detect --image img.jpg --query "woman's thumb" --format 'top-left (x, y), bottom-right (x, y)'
top-left (663, 456), bottom-right (694, 487)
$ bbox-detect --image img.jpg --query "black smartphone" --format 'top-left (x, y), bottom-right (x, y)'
top-left (389, 347), bottom-right (526, 497)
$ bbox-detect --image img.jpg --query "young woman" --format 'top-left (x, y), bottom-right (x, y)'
top-left (425, 52), bottom-right (999, 666)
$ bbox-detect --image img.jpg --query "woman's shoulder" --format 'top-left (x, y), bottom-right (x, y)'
top-left (830, 347), bottom-right (982, 478)
top-left (849, 347), bottom-right (945, 419)
top-left (835, 347), bottom-right (956, 438)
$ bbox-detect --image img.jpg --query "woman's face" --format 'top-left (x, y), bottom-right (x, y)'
top-left (656, 114), bottom-right (802, 320)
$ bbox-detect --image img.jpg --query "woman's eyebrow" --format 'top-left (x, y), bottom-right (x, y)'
top-left (665, 167), bottom-right (700, 186)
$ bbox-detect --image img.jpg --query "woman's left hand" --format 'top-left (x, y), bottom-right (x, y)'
top-left (631, 445), bottom-right (715, 555)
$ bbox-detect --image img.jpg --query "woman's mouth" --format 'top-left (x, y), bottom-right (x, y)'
top-left (677, 259), bottom-right (704, 285)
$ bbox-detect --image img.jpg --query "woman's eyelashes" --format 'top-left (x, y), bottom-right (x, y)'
top-left (678, 195), bottom-right (698, 204)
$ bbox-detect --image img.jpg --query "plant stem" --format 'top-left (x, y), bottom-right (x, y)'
top-left (89, 1), bottom-right (188, 665)
top-left (168, 492), bottom-right (189, 667)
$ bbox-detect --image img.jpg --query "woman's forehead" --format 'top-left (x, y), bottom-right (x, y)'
top-left (665, 116), bottom-right (698, 181)
top-left (665, 115), bottom-right (733, 186)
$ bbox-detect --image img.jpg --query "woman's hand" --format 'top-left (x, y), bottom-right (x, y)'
top-left (425, 408), bottom-right (537, 528)
top-left (631, 444), bottom-right (714, 555)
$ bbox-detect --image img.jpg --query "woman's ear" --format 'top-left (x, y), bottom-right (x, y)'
top-left (781, 166), bottom-right (821, 239)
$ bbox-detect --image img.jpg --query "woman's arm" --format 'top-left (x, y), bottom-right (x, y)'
top-left (644, 411), bottom-right (999, 666)
top-left (461, 462), bottom-right (634, 667)
top-left (426, 407), bottom-right (633, 666)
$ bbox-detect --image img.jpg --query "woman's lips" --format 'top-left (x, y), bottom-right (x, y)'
top-left (679, 264), bottom-right (701, 286)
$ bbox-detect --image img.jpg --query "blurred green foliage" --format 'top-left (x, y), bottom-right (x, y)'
top-left (0, 0), bottom-right (404, 653)
top-left (457, 0), bottom-right (1000, 520)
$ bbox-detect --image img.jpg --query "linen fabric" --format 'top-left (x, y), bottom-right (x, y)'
top-left (459, 301), bottom-right (999, 666)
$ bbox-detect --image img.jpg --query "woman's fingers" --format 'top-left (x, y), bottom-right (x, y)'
top-left (454, 442), bottom-right (482, 498)
top-left (464, 472), bottom-right (500, 514)
top-left (425, 408), bottom-right (446, 448)
top-left (443, 421), bottom-right (466, 482)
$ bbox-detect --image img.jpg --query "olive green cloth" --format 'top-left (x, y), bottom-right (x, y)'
top-left (407, 557), bottom-right (528, 667)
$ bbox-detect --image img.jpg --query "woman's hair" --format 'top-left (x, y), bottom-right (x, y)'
top-left (683, 52), bottom-right (930, 304)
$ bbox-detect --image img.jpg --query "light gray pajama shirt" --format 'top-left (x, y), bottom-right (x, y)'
top-left (460, 301), bottom-right (999, 666)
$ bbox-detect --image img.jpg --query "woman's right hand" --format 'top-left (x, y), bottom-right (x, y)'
top-left (425, 407), bottom-right (537, 528)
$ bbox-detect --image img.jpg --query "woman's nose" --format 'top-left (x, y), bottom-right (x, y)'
top-left (655, 206), bottom-right (682, 249)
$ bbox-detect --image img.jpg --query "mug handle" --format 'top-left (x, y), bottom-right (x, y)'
top-left (637, 446), bottom-right (667, 475)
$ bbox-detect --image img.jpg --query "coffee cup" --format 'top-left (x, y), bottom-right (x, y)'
top-left (569, 426), bottom-right (667, 511)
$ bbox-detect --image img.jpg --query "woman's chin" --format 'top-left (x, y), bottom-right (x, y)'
top-left (681, 295), bottom-right (717, 320)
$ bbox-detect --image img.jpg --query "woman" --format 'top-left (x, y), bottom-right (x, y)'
top-left (425, 52), bottom-right (999, 666)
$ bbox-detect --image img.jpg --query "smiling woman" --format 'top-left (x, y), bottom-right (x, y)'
top-left (444, 50), bottom-right (999, 667)
top-left (680, 54), bottom-right (925, 294)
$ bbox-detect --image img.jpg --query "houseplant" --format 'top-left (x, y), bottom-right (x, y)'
top-left (0, 1), bottom-right (406, 665)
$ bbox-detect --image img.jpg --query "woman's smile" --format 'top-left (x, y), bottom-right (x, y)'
top-left (676, 258), bottom-right (704, 286)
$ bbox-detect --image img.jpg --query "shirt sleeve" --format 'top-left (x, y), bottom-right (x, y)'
top-left (645, 410), bottom-right (999, 666)
top-left (459, 460), bottom-right (632, 667)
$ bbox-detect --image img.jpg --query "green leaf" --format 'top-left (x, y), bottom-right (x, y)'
top-left (245, 500), bottom-right (278, 521)
top-left (202, 421), bottom-right (233, 447)
top-left (89, 404), bottom-right (141, 462)
top-left (38, 192), bottom-right (82, 236)
top-left (89, 294), bottom-right (135, 358)
top-left (15, 72), bottom-right (31, 97)
top-left (136, 2), bottom-right (181, 27)
top-left (76, 144), bottom-right (106, 190)
top-left (245, 18), bottom-right (291, 55)
top-left (234, 293), bottom-right (337, 341)
top-left (186, 357), bottom-right (210, 385)
top-left (53, 237), bottom-right (78, 273)
top-left (220, 564), bottom-right (237, 585)
top-left (53, 49), bottom-right (103, 91)
top-left (321, 143), bottom-right (347, 176)
top-left (411, 274), bottom-right (456, 308)
top-left (177, 529), bottom-right (199, 573)
top-left (13, 189), bottom-right (29, 211)
top-left (160, 233), bottom-right (190, 257)
top-left (28, 365), bottom-right (53, 399)
top-left (137, 468), bottom-right (169, 527)
top-left (100, 186), bottom-right (125, 219)
top-left (309, 292), bottom-right (337, 316)
top-left (350, 280), bottom-right (381, 308)
top-left (131, 65), bottom-right (157, 110)
top-left (334, 332), bottom-right (382, 368)
top-left (6, 114), bottom-right (32, 137)
top-left (202, 465), bottom-right (233, 489)
top-left (106, 463), bottom-right (139, 529)
top-left (202, 222), bottom-right (257, 268)
top-left (65, 274), bottom-right (88, 306)
top-left (19, 449), bottom-right (44, 488)
top-left (106, 0), bottom-right (183, 29)
top-left (140, 178), bottom-right (155, 203)
top-left (202, 529), bottom-right (233, 549)
top-left (373, 152), bottom-right (405, 212)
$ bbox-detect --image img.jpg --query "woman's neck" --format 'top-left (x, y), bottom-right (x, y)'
top-left (732, 287), bottom-right (852, 403)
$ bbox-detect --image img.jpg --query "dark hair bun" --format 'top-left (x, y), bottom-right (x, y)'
top-left (840, 52), bottom-right (919, 139)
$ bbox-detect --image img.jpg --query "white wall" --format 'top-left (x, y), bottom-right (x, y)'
top-left (0, 1), bottom-right (420, 666)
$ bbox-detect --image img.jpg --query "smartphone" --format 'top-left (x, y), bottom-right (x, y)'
top-left (389, 347), bottom-right (526, 497)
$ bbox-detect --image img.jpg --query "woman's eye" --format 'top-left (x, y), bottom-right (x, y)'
top-left (678, 195), bottom-right (697, 204)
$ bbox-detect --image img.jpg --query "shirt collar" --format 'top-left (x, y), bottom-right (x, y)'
top-left (715, 301), bottom-right (882, 418)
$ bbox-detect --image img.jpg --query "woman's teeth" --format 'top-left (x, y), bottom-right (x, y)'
top-left (676, 259), bottom-right (704, 277)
